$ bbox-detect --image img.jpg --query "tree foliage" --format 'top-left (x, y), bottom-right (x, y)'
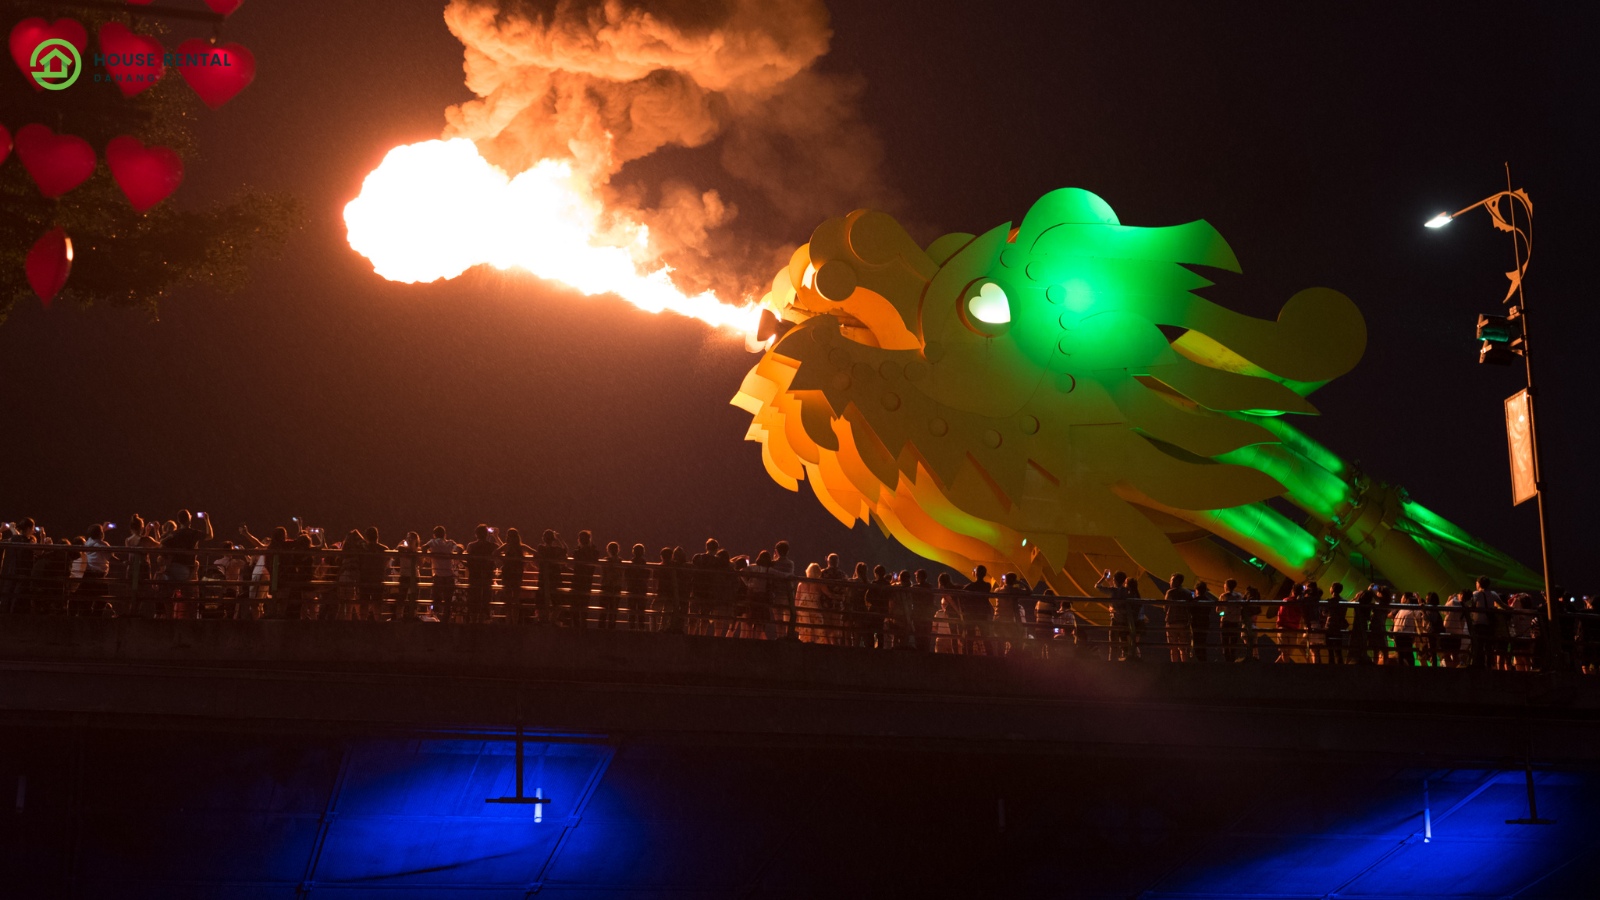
top-left (0, 5), bottom-right (300, 324)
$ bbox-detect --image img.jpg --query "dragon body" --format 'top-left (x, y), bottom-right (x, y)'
top-left (732, 189), bottom-right (1537, 598)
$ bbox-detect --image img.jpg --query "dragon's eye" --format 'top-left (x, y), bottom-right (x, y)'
top-left (966, 282), bottom-right (1011, 325)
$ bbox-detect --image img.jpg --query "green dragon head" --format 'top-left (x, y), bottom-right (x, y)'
top-left (734, 189), bottom-right (1534, 597)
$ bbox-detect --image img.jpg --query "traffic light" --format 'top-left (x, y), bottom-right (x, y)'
top-left (1477, 309), bottom-right (1524, 365)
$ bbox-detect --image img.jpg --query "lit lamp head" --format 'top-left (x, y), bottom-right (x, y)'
top-left (1424, 212), bottom-right (1454, 229)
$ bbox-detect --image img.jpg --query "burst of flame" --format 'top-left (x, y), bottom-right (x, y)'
top-left (344, 139), bottom-right (754, 334)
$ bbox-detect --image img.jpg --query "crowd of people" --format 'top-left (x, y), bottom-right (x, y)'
top-left (1094, 569), bottom-right (1579, 671)
top-left (2, 511), bottom-right (1596, 674)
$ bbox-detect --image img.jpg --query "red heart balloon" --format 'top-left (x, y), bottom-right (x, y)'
top-left (97, 23), bottom-right (164, 97)
top-left (9, 18), bottom-right (88, 92)
top-left (176, 39), bottom-right (254, 109)
top-left (15, 124), bottom-right (97, 198)
top-left (106, 135), bottom-right (183, 213)
top-left (1, 123), bottom-right (11, 167)
top-left (26, 228), bottom-right (74, 307)
top-left (205, 0), bottom-right (244, 15)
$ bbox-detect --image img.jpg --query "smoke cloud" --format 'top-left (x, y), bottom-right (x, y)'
top-left (441, 0), bottom-right (891, 301)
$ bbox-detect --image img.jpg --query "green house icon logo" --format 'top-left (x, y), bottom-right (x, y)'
top-left (30, 39), bottom-right (82, 91)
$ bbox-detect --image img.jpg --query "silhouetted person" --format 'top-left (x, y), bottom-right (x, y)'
top-left (569, 530), bottom-right (600, 627)
top-left (162, 510), bottom-right (208, 614)
top-left (285, 532), bottom-right (314, 621)
top-left (1097, 569), bottom-right (1139, 661)
top-left (689, 539), bottom-right (725, 636)
top-left (495, 528), bottom-right (534, 625)
top-left (359, 526), bottom-right (389, 621)
top-left (1274, 584), bottom-right (1303, 663)
top-left (1350, 584), bottom-right (1375, 663)
top-left (1392, 592), bottom-right (1421, 666)
top-left (465, 524), bottom-right (497, 625)
top-left (1241, 585), bottom-right (1264, 661)
top-left (1422, 591), bottom-right (1445, 666)
top-left (819, 554), bottom-right (846, 646)
top-left (1370, 584), bottom-right (1395, 664)
top-left (742, 550), bottom-right (776, 639)
top-left (909, 569), bottom-right (933, 651)
top-left (1468, 576), bottom-right (1500, 668)
top-left (996, 572), bottom-right (1029, 656)
top-left (536, 530), bottom-right (570, 626)
top-left (1323, 582), bottom-right (1347, 664)
top-left (963, 565), bottom-right (995, 656)
top-left (394, 532), bottom-right (421, 621)
top-left (847, 561), bottom-right (875, 649)
top-left (1299, 580), bottom-right (1324, 664)
top-left (424, 526), bottom-right (460, 623)
top-left (1219, 579), bottom-right (1245, 662)
top-left (598, 541), bottom-right (623, 630)
top-left (652, 547), bottom-right (676, 632)
top-left (865, 565), bottom-right (895, 650)
top-left (769, 541), bottom-right (797, 638)
top-left (1164, 573), bottom-right (1193, 663)
top-left (711, 548), bottom-right (737, 637)
top-left (1191, 580), bottom-right (1217, 662)
top-left (333, 529), bottom-right (366, 621)
top-left (623, 543), bottom-right (651, 630)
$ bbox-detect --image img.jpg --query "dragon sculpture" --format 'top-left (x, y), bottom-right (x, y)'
top-left (732, 188), bottom-right (1537, 598)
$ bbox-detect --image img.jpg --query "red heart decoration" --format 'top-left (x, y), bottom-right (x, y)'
top-left (15, 124), bottom-right (97, 198)
top-left (1, 123), bottom-right (11, 167)
top-left (205, 0), bottom-right (244, 15)
top-left (26, 228), bottom-right (74, 307)
top-left (175, 39), bottom-right (254, 109)
top-left (97, 23), bottom-right (164, 97)
top-left (106, 135), bottom-right (183, 213)
top-left (9, 18), bottom-right (88, 92)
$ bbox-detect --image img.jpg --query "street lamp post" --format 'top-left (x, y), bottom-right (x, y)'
top-left (1425, 171), bottom-right (1557, 646)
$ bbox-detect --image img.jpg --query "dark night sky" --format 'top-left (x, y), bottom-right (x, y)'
top-left (1, 1), bottom-right (1595, 584)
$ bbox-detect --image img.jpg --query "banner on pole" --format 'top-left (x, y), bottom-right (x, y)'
top-left (1505, 389), bottom-right (1538, 506)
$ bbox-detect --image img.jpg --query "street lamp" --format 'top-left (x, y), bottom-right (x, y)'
top-left (1424, 175), bottom-right (1555, 635)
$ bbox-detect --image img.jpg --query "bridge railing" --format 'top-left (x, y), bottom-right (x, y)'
top-left (0, 540), bottom-right (1585, 671)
